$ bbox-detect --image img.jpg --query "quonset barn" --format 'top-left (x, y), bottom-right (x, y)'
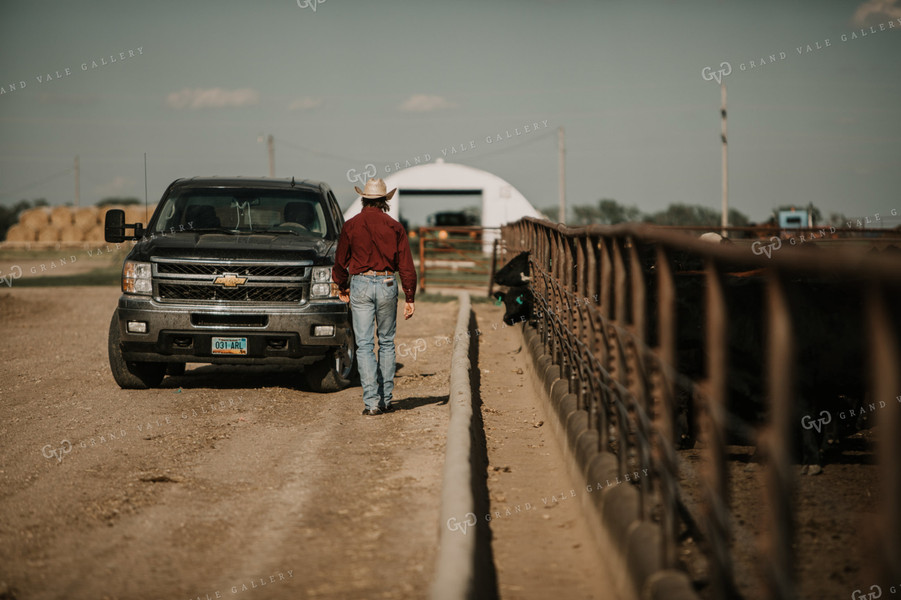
top-left (342, 158), bottom-right (543, 253)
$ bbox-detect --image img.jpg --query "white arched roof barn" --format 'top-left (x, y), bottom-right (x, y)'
top-left (343, 159), bottom-right (542, 252)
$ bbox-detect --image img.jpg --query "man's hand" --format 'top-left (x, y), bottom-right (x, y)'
top-left (338, 289), bottom-right (350, 303)
top-left (404, 302), bottom-right (415, 320)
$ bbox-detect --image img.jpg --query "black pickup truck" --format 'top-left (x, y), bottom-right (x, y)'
top-left (104, 176), bottom-right (356, 392)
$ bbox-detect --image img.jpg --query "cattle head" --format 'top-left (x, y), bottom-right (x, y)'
top-left (493, 251), bottom-right (533, 325)
top-left (494, 251), bottom-right (531, 287)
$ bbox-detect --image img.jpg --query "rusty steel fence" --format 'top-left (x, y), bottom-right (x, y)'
top-left (501, 217), bottom-right (901, 600)
top-left (416, 226), bottom-right (499, 293)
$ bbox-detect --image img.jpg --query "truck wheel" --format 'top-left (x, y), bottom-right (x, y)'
top-left (108, 312), bottom-right (166, 389)
top-left (304, 328), bottom-right (357, 393)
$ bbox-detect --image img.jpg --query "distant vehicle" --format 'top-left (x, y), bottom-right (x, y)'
top-left (778, 208), bottom-right (810, 229)
top-left (104, 176), bottom-right (356, 393)
top-left (422, 211), bottom-right (481, 246)
top-left (426, 211), bottom-right (479, 228)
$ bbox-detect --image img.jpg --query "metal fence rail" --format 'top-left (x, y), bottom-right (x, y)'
top-left (417, 226), bottom-right (499, 293)
top-left (501, 217), bottom-right (901, 599)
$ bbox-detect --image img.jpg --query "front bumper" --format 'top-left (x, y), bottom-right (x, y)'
top-left (115, 294), bottom-right (351, 366)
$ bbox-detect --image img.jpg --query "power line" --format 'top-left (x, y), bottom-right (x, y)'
top-left (457, 129), bottom-right (557, 159)
top-left (0, 167), bottom-right (74, 201)
top-left (274, 137), bottom-right (377, 166)
top-left (275, 128), bottom-right (557, 170)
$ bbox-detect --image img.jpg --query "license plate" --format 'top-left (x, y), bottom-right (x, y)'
top-left (212, 336), bottom-right (247, 355)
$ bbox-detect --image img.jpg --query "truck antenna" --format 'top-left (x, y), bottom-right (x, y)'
top-left (144, 152), bottom-right (149, 222)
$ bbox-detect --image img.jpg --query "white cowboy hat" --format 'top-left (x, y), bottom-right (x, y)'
top-left (355, 178), bottom-right (397, 200)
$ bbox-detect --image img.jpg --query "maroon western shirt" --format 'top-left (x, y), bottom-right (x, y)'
top-left (333, 206), bottom-right (417, 302)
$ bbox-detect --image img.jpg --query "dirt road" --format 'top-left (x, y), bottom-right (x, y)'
top-left (0, 287), bottom-right (453, 600)
top-left (0, 288), bottom-right (616, 600)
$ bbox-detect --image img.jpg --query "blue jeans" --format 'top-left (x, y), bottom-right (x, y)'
top-left (349, 274), bottom-right (398, 410)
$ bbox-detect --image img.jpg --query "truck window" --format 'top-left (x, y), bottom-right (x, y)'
top-left (151, 188), bottom-right (333, 238)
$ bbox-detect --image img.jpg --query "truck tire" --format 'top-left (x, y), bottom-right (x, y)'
top-left (304, 327), bottom-right (357, 393)
top-left (108, 312), bottom-right (166, 389)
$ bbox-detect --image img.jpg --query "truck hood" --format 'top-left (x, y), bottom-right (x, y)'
top-left (129, 232), bottom-right (337, 264)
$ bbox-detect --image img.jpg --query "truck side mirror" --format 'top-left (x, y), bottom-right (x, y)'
top-left (105, 209), bottom-right (145, 243)
top-left (105, 209), bottom-right (126, 243)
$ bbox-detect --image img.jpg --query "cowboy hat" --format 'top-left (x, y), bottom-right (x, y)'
top-left (355, 178), bottom-right (397, 200)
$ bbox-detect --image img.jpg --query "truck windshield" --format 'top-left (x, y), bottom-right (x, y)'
top-left (152, 188), bottom-right (331, 239)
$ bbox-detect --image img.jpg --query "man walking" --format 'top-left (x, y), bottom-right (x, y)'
top-left (333, 178), bottom-right (417, 416)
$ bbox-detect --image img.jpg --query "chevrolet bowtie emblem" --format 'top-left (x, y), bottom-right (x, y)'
top-left (214, 273), bottom-right (247, 287)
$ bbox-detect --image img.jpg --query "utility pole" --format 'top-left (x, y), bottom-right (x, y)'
top-left (721, 84), bottom-right (728, 237)
top-left (267, 134), bottom-right (275, 178)
top-left (74, 155), bottom-right (80, 207)
top-left (558, 126), bottom-right (566, 224)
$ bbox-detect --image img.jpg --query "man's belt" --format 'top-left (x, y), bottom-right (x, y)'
top-left (357, 269), bottom-right (394, 276)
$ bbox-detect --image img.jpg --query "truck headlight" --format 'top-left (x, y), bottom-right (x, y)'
top-left (123, 260), bottom-right (152, 295)
top-left (310, 266), bottom-right (338, 298)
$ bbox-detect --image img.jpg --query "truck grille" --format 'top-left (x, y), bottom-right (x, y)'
top-left (156, 263), bottom-right (307, 278)
top-left (158, 284), bottom-right (304, 303)
top-left (152, 258), bottom-right (310, 304)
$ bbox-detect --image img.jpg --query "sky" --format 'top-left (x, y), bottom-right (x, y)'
top-left (1, 0), bottom-right (900, 226)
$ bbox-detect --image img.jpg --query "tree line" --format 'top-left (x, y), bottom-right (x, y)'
top-left (542, 199), bottom-right (849, 228)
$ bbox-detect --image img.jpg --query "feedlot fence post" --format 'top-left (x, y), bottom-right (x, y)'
top-left (501, 217), bottom-right (901, 600)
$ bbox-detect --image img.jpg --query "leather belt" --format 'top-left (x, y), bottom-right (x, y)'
top-left (358, 270), bottom-right (394, 276)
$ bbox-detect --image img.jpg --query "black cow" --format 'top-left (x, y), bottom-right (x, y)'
top-left (493, 251), bottom-right (533, 325)
top-left (640, 240), bottom-right (870, 473)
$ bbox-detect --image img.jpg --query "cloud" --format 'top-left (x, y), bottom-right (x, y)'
top-left (165, 88), bottom-right (260, 109)
top-left (93, 176), bottom-right (134, 199)
top-left (852, 0), bottom-right (901, 26)
top-left (288, 96), bottom-right (323, 111)
top-left (398, 94), bottom-right (457, 113)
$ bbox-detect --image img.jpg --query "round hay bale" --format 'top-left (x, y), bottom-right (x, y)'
top-left (50, 206), bottom-right (73, 227)
top-left (37, 225), bottom-right (62, 242)
top-left (19, 207), bottom-right (50, 229)
top-left (73, 206), bottom-right (100, 229)
top-left (59, 225), bottom-right (85, 242)
top-left (84, 224), bottom-right (105, 242)
top-left (4, 224), bottom-right (37, 242)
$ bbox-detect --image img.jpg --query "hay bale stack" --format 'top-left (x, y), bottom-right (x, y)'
top-left (59, 224), bottom-right (85, 242)
top-left (37, 225), bottom-right (62, 242)
top-left (4, 224), bottom-right (38, 242)
top-left (125, 206), bottom-right (152, 225)
top-left (50, 206), bottom-right (73, 227)
top-left (84, 224), bottom-right (105, 242)
top-left (73, 206), bottom-right (100, 229)
top-left (19, 208), bottom-right (50, 230)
